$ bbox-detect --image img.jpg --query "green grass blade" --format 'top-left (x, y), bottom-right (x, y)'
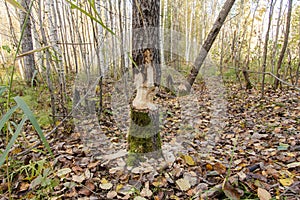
top-left (5, 0), bottom-right (26, 12)
top-left (14, 97), bottom-right (53, 156)
top-left (0, 86), bottom-right (7, 96)
top-left (0, 106), bottom-right (18, 132)
top-left (0, 116), bottom-right (27, 167)
top-left (66, 0), bottom-right (114, 35)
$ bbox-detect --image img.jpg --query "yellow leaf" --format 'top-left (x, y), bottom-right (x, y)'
top-left (279, 178), bottom-right (294, 186)
top-left (11, 148), bottom-right (22, 154)
top-left (206, 163), bottom-right (213, 171)
top-left (183, 155), bottom-right (195, 166)
top-left (100, 178), bottom-right (108, 184)
top-left (286, 153), bottom-right (295, 157)
top-left (116, 184), bottom-right (123, 192)
top-left (152, 181), bottom-right (161, 187)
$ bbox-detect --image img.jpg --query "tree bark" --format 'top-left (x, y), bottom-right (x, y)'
top-left (261, 0), bottom-right (276, 98)
top-left (274, 0), bottom-right (293, 89)
top-left (128, 0), bottom-right (161, 162)
top-left (186, 0), bottom-right (236, 90)
top-left (244, 1), bottom-right (260, 90)
top-left (20, 0), bottom-right (36, 86)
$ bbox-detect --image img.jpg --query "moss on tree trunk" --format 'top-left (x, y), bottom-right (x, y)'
top-left (127, 108), bottom-right (161, 165)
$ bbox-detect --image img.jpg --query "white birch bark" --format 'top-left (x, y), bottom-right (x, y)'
top-left (160, 0), bottom-right (168, 65)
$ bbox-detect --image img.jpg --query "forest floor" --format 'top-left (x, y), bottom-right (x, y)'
top-left (1, 81), bottom-right (300, 200)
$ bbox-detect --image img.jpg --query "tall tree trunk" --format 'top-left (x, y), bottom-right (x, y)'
top-left (47, 0), bottom-right (67, 116)
top-left (274, 0), bottom-right (293, 89)
top-left (20, 0), bottom-right (36, 86)
top-left (161, 0), bottom-right (168, 64)
top-left (96, 0), bottom-right (105, 75)
top-left (261, 0), bottom-right (276, 98)
top-left (186, 0), bottom-right (236, 90)
top-left (128, 0), bottom-right (161, 164)
top-left (38, 0), bottom-right (56, 125)
top-left (244, 1), bottom-right (260, 90)
top-left (271, 0), bottom-right (284, 76)
top-left (118, 0), bottom-right (126, 74)
top-left (108, 0), bottom-right (117, 78)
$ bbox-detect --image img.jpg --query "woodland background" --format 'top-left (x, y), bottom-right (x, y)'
top-left (0, 0), bottom-right (299, 199)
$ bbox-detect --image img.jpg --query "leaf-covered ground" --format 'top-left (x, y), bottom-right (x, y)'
top-left (1, 82), bottom-right (299, 200)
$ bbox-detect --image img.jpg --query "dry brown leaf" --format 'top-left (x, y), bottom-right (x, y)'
top-left (222, 179), bottom-right (242, 200)
top-left (78, 187), bottom-right (91, 196)
top-left (19, 182), bottom-right (30, 192)
top-left (257, 188), bottom-right (272, 200)
top-left (214, 162), bottom-right (227, 174)
top-left (87, 161), bottom-right (100, 169)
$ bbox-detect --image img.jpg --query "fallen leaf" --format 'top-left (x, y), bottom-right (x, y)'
top-left (274, 127), bottom-right (281, 133)
top-left (257, 188), bottom-right (272, 200)
top-left (279, 178), bottom-right (294, 186)
top-left (287, 162), bottom-right (300, 169)
top-left (140, 187), bottom-right (153, 197)
top-left (72, 165), bottom-right (83, 173)
top-left (214, 162), bottom-right (227, 174)
top-left (222, 179), bottom-right (242, 200)
top-left (78, 181), bottom-right (95, 196)
top-left (134, 196), bottom-right (147, 200)
top-left (19, 182), bottom-right (30, 191)
top-left (107, 191), bottom-right (117, 199)
top-left (78, 187), bottom-right (91, 196)
top-left (206, 163), bottom-right (213, 171)
top-left (140, 182), bottom-right (152, 197)
top-left (87, 161), bottom-right (100, 169)
top-left (100, 183), bottom-right (113, 190)
top-left (277, 143), bottom-right (289, 151)
top-left (57, 168), bottom-right (72, 177)
top-left (176, 178), bottom-right (191, 191)
top-left (85, 169), bottom-right (91, 179)
top-left (116, 184), bottom-right (123, 192)
top-left (72, 174), bottom-right (85, 183)
top-left (183, 155), bottom-right (195, 166)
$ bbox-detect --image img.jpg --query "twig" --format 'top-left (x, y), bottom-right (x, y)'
top-left (229, 67), bottom-right (300, 91)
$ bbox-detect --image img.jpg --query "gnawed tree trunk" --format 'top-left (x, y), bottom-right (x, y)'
top-left (186, 0), bottom-right (236, 90)
top-left (128, 0), bottom-right (161, 164)
top-left (19, 0), bottom-right (36, 86)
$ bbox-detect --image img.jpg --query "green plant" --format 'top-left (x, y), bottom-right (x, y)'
top-left (0, 96), bottom-right (53, 167)
top-left (6, 158), bottom-right (59, 199)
